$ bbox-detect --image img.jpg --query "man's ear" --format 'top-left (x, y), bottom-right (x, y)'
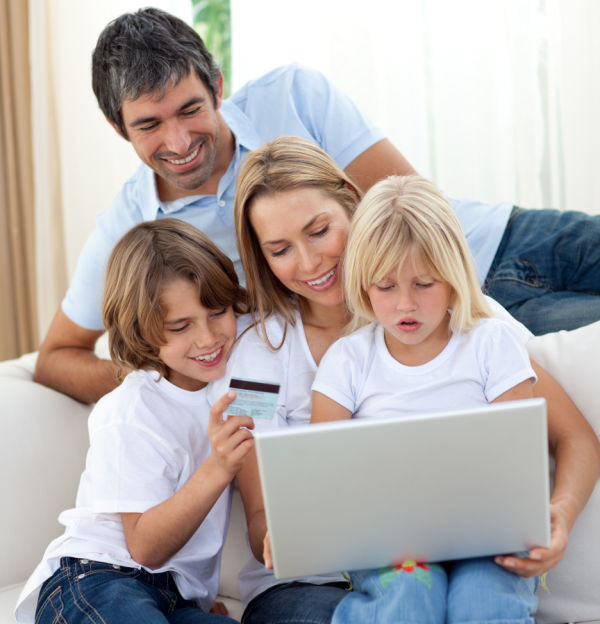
top-left (214, 72), bottom-right (224, 108)
top-left (107, 118), bottom-right (129, 141)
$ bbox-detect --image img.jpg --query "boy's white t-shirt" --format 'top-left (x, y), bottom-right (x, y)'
top-left (312, 317), bottom-right (536, 419)
top-left (16, 369), bottom-right (230, 622)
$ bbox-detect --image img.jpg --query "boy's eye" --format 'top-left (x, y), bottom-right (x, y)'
top-left (168, 324), bottom-right (188, 333)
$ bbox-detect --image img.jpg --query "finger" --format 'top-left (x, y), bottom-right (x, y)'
top-left (209, 601), bottom-right (228, 616)
top-left (212, 419), bottom-right (255, 453)
top-left (209, 391), bottom-right (237, 427)
top-left (264, 533), bottom-right (273, 569)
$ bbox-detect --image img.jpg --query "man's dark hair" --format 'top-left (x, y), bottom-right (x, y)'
top-left (92, 7), bottom-right (221, 138)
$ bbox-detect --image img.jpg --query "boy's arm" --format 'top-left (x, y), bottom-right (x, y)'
top-left (121, 392), bottom-right (254, 569)
top-left (34, 307), bottom-right (120, 404)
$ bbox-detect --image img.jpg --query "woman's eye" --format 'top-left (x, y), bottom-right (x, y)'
top-left (168, 324), bottom-right (188, 333)
top-left (416, 282), bottom-right (434, 289)
top-left (312, 225), bottom-right (329, 237)
top-left (271, 247), bottom-right (289, 258)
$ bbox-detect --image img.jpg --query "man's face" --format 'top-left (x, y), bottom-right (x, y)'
top-left (120, 73), bottom-right (223, 200)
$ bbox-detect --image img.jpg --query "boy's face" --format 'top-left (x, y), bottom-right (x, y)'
top-left (118, 72), bottom-right (225, 201)
top-left (158, 278), bottom-right (237, 391)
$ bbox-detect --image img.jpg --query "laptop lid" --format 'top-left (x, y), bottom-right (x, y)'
top-left (254, 398), bottom-right (550, 579)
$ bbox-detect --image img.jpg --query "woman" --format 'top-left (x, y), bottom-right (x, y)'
top-left (226, 136), bottom-right (600, 624)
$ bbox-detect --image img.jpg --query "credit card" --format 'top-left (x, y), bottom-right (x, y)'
top-left (227, 377), bottom-right (280, 420)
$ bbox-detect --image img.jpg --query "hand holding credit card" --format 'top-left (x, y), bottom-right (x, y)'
top-left (227, 377), bottom-right (280, 420)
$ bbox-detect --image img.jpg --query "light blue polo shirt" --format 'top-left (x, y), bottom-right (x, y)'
top-left (63, 62), bottom-right (510, 331)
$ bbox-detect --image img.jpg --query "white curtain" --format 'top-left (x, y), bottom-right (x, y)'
top-left (232, 0), bottom-right (600, 212)
top-left (26, 0), bottom-right (600, 344)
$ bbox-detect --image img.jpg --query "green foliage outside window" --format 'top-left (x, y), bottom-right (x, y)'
top-left (191, 0), bottom-right (232, 98)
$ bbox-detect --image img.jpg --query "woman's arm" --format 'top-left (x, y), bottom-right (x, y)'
top-left (495, 362), bottom-right (600, 577)
top-left (121, 392), bottom-right (255, 569)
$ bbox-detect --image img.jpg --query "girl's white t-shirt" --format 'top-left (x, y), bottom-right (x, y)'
top-left (312, 317), bottom-right (536, 419)
top-left (207, 297), bottom-right (533, 606)
top-left (16, 369), bottom-right (229, 622)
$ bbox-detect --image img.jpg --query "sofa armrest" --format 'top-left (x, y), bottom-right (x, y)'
top-left (0, 355), bottom-right (91, 588)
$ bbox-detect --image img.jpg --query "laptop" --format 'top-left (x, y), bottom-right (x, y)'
top-left (254, 398), bottom-right (550, 579)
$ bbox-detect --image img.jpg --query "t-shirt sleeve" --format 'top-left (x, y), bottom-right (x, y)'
top-left (85, 419), bottom-right (181, 513)
top-left (289, 65), bottom-right (385, 169)
top-left (480, 321), bottom-right (537, 402)
top-left (312, 338), bottom-right (359, 413)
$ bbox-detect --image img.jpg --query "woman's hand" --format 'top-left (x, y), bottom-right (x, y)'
top-left (494, 502), bottom-right (569, 577)
top-left (263, 531), bottom-right (273, 569)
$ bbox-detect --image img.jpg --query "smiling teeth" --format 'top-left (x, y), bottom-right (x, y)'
top-left (195, 347), bottom-right (221, 362)
top-left (167, 146), bottom-right (199, 165)
top-left (307, 268), bottom-right (335, 286)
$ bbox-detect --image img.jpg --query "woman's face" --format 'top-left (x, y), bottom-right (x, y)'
top-left (249, 187), bottom-right (351, 308)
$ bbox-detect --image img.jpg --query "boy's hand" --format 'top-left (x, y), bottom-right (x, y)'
top-left (208, 391), bottom-right (254, 477)
top-left (494, 503), bottom-right (569, 577)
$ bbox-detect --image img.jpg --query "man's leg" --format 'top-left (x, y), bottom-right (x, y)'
top-left (484, 207), bottom-right (600, 334)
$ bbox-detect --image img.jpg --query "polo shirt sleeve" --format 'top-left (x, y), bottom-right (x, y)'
top-left (61, 172), bottom-right (148, 330)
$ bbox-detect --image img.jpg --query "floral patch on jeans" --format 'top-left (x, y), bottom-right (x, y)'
top-left (379, 560), bottom-right (443, 590)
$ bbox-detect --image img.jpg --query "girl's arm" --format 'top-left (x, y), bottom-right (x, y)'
top-left (494, 363), bottom-right (600, 577)
top-left (121, 392), bottom-right (254, 569)
top-left (310, 391), bottom-right (353, 423)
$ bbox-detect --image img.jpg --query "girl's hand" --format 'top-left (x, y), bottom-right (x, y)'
top-left (208, 391), bottom-right (255, 477)
top-left (494, 503), bottom-right (569, 577)
top-left (263, 531), bottom-right (273, 569)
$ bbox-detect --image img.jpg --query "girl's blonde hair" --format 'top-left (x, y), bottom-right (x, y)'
top-left (102, 218), bottom-right (247, 377)
top-left (344, 175), bottom-right (491, 333)
top-left (234, 136), bottom-right (361, 347)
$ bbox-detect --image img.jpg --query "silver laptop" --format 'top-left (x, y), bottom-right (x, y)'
top-left (254, 398), bottom-right (550, 579)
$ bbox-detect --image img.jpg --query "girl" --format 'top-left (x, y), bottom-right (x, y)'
top-left (310, 174), bottom-right (542, 622)
top-left (213, 136), bottom-right (599, 624)
top-left (15, 219), bottom-right (254, 624)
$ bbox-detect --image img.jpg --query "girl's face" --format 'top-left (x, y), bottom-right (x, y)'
top-left (367, 253), bottom-right (452, 365)
top-left (158, 278), bottom-right (237, 391)
top-left (249, 187), bottom-right (351, 309)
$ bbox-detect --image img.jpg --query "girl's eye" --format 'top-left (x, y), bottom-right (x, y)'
top-left (416, 282), bottom-right (434, 289)
top-left (374, 283), bottom-right (394, 291)
top-left (210, 308), bottom-right (227, 318)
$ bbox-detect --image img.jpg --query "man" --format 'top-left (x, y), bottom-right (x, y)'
top-left (35, 8), bottom-right (600, 404)
top-left (34, 8), bottom-right (415, 403)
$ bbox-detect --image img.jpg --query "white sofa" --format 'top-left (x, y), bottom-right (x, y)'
top-left (1, 321), bottom-right (599, 624)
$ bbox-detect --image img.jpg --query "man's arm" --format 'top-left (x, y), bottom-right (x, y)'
top-left (344, 138), bottom-right (417, 192)
top-left (34, 307), bottom-right (121, 404)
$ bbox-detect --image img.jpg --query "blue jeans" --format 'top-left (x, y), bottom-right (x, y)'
top-left (35, 558), bottom-right (237, 624)
top-left (332, 557), bottom-right (538, 624)
top-left (483, 207), bottom-right (600, 335)
top-left (242, 581), bottom-right (348, 624)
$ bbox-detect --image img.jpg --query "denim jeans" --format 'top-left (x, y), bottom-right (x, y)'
top-left (35, 558), bottom-right (237, 624)
top-left (483, 207), bottom-right (600, 335)
top-left (332, 557), bottom-right (538, 624)
top-left (242, 581), bottom-right (348, 624)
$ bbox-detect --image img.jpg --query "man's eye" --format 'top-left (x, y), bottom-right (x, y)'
top-left (182, 106), bottom-right (201, 116)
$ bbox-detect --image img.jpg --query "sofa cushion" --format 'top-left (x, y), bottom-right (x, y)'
top-left (527, 320), bottom-right (600, 624)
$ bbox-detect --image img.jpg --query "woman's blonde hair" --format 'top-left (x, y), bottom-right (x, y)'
top-left (234, 136), bottom-right (361, 347)
top-left (344, 175), bottom-right (491, 333)
top-left (102, 218), bottom-right (247, 377)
